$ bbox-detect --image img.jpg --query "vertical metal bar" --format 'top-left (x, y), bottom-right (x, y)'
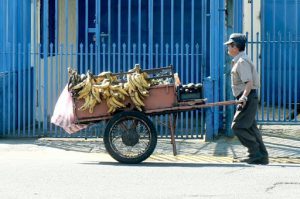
top-left (185, 44), bottom-right (189, 138)
top-left (138, 0), bottom-right (141, 64)
top-left (7, 43), bottom-right (11, 135)
top-left (90, 44), bottom-right (94, 73)
top-left (288, 32), bottom-right (292, 121)
top-left (43, 0), bottom-right (49, 133)
top-left (171, 0), bottom-right (174, 65)
top-left (85, 0), bottom-right (88, 72)
top-left (148, 0), bottom-right (153, 69)
top-left (256, 32), bottom-right (259, 120)
top-left (11, 0), bottom-right (16, 136)
top-left (27, 43), bottom-right (31, 136)
top-left (175, 43), bottom-right (182, 137)
top-left (191, 0), bottom-right (195, 138)
top-left (108, 0), bottom-right (111, 69)
top-left (266, 33), bottom-right (270, 121)
top-left (250, 0), bottom-right (253, 60)
top-left (165, 44), bottom-right (169, 137)
top-left (49, 43), bottom-right (54, 135)
top-left (283, 34), bottom-right (287, 121)
top-left (53, 0), bottom-right (58, 137)
top-left (260, 32), bottom-right (265, 121)
top-left (283, 0), bottom-right (287, 121)
top-left (59, 44), bottom-right (63, 136)
top-left (38, 44), bottom-right (42, 134)
top-left (132, 44), bottom-right (136, 66)
top-left (123, 44), bottom-right (126, 72)
top-left (76, 0), bottom-right (78, 59)
top-left (160, 0), bottom-right (164, 66)
top-left (196, 43), bottom-right (199, 138)
top-left (18, 44), bottom-right (21, 136)
top-left (154, 44), bottom-right (162, 137)
top-left (65, 0), bottom-right (69, 83)
top-left (295, 0), bottom-right (298, 121)
top-left (118, 0), bottom-right (121, 72)
top-left (127, 0), bottom-right (131, 68)
top-left (272, 34), bottom-right (276, 121)
top-left (78, 43), bottom-right (83, 137)
top-left (112, 44), bottom-right (116, 73)
top-left (54, 43), bottom-right (59, 137)
top-left (180, 0), bottom-right (184, 83)
top-left (102, 43), bottom-right (106, 71)
top-left (278, 32), bottom-right (282, 121)
top-left (1, 0), bottom-right (5, 134)
top-left (22, 0), bottom-right (26, 136)
top-left (143, 43), bottom-right (146, 69)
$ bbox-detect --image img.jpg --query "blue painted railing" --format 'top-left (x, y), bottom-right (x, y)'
top-left (0, 0), bottom-right (212, 138)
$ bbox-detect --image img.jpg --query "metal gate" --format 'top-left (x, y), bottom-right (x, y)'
top-left (1, 0), bottom-right (226, 138)
top-left (243, 0), bottom-right (299, 125)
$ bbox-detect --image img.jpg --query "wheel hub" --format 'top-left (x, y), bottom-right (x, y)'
top-left (122, 129), bottom-right (140, 146)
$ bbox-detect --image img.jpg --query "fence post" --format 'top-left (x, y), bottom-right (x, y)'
top-left (204, 77), bottom-right (214, 141)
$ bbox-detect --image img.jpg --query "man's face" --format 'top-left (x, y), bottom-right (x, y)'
top-left (227, 43), bottom-right (239, 57)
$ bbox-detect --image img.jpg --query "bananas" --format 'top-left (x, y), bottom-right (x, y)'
top-left (68, 64), bottom-right (151, 114)
top-left (125, 65), bottom-right (151, 111)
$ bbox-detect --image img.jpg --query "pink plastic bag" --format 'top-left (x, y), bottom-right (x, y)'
top-left (51, 85), bottom-right (87, 134)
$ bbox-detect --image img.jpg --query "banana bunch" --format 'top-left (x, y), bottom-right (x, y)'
top-left (70, 72), bottom-right (101, 113)
top-left (124, 65), bottom-right (150, 111)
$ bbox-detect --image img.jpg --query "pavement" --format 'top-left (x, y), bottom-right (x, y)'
top-left (1, 125), bottom-right (300, 164)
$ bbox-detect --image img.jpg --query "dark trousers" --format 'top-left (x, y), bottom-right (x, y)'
top-left (231, 91), bottom-right (268, 156)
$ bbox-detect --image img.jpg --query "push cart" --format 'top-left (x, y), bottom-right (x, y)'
top-left (72, 66), bottom-right (238, 164)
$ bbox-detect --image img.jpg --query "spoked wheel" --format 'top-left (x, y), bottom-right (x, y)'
top-left (103, 111), bottom-right (157, 164)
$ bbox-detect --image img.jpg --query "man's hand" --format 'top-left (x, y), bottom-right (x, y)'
top-left (237, 95), bottom-right (247, 111)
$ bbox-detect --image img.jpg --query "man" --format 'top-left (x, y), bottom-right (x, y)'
top-left (224, 33), bottom-right (269, 165)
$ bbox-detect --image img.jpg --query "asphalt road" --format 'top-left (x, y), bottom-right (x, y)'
top-left (1, 143), bottom-right (300, 199)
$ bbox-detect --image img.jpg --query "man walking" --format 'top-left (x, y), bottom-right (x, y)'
top-left (224, 33), bottom-right (269, 165)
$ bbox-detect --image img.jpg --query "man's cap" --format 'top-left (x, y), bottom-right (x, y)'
top-left (224, 33), bottom-right (247, 45)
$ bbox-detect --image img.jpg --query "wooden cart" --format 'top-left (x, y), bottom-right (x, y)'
top-left (73, 66), bottom-right (238, 164)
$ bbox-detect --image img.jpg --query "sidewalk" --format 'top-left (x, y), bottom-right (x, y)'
top-left (1, 125), bottom-right (300, 164)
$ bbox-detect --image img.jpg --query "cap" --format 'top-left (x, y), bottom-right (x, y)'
top-left (224, 33), bottom-right (247, 45)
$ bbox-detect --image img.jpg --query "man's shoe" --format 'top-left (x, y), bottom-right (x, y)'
top-left (249, 157), bottom-right (269, 165)
top-left (245, 152), bottom-right (269, 164)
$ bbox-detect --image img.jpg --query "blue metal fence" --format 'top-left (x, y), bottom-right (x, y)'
top-left (245, 0), bottom-right (300, 125)
top-left (1, 0), bottom-right (222, 138)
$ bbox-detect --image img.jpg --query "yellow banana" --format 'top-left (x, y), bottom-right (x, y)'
top-left (111, 97), bottom-right (126, 108)
top-left (72, 81), bottom-right (86, 90)
top-left (137, 74), bottom-right (150, 89)
top-left (134, 91), bottom-right (145, 106)
top-left (78, 95), bottom-right (90, 111)
top-left (88, 96), bottom-right (97, 113)
top-left (93, 80), bottom-right (110, 89)
top-left (128, 75), bottom-right (135, 88)
top-left (135, 105), bottom-right (142, 111)
top-left (107, 105), bottom-right (116, 114)
top-left (131, 74), bottom-right (144, 90)
top-left (117, 87), bottom-right (129, 96)
top-left (91, 87), bottom-right (101, 103)
top-left (78, 75), bottom-right (92, 99)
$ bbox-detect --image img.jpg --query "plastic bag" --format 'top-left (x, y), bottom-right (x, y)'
top-left (51, 85), bottom-right (88, 134)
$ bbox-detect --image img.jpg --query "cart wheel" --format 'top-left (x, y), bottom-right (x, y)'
top-left (103, 111), bottom-right (157, 164)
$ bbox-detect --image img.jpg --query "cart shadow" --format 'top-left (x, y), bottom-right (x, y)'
top-left (81, 161), bottom-right (300, 168)
top-left (81, 161), bottom-right (251, 168)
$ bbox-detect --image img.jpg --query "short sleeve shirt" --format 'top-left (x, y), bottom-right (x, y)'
top-left (231, 52), bottom-right (260, 97)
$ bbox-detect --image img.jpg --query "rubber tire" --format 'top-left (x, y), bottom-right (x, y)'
top-left (103, 111), bottom-right (157, 164)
